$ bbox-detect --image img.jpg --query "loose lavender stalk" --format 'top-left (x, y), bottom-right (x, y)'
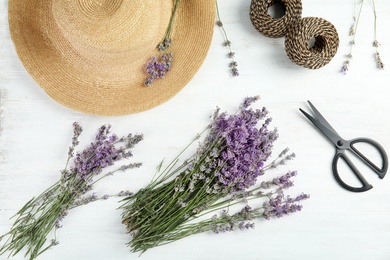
top-left (341, 0), bottom-right (384, 73)
top-left (0, 123), bottom-right (143, 260)
top-left (120, 97), bottom-right (308, 253)
top-left (216, 0), bottom-right (239, 77)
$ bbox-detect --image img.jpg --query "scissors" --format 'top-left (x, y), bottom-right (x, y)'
top-left (300, 101), bottom-right (388, 192)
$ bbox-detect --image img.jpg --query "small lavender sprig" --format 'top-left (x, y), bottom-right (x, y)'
top-left (144, 0), bottom-right (180, 86)
top-left (0, 123), bottom-right (143, 260)
top-left (341, 0), bottom-right (363, 74)
top-left (70, 190), bottom-right (135, 209)
top-left (216, 0), bottom-right (239, 77)
top-left (372, 0), bottom-right (384, 69)
top-left (120, 97), bottom-right (308, 253)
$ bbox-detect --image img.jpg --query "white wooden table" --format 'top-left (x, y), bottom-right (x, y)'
top-left (1, 1), bottom-right (390, 259)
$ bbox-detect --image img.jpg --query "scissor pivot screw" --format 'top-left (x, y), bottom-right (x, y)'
top-left (337, 140), bottom-right (343, 147)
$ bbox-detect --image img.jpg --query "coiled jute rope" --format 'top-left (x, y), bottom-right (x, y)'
top-left (250, 0), bottom-right (339, 69)
top-left (250, 0), bottom-right (302, 38)
top-left (285, 17), bottom-right (339, 69)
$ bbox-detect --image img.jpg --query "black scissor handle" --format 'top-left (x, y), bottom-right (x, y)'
top-left (349, 138), bottom-right (388, 178)
top-left (332, 138), bottom-right (388, 192)
top-left (332, 151), bottom-right (373, 192)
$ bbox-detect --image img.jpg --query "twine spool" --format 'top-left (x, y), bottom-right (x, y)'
top-left (250, 0), bottom-right (302, 38)
top-left (285, 17), bottom-right (339, 69)
top-left (8, 0), bottom-right (216, 116)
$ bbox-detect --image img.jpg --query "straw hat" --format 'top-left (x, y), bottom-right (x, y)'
top-left (8, 0), bottom-right (216, 116)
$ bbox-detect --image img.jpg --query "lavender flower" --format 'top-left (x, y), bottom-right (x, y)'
top-left (223, 40), bottom-right (232, 47)
top-left (72, 125), bottom-right (124, 180)
top-left (263, 192), bottom-right (310, 220)
top-left (210, 103), bottom-right (277, 193)
top-left (375, 51), bottom-right (384, 69)
top-left (157, 38), bottom-right (172, 51)
top-left (68, 122), bottom-right (83, 157)
top-left (50, 239), bottom-right (59, 246)
top-left (144, 53), bottom-right (173, 86)
top-left (187, 96), bottom-right (277, 194)
top-left (341, 60), bottom-right (350, 75)
top-left (120, 97), bottom-right (308, 253)
top-left (272, 170), bottom-right (297, 188)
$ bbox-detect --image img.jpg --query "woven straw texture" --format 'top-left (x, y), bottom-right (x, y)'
top-left (285, 17), bottom-right (339, 69)
top-left (250, 0), bottom-right (302, 38)
top-left (8, 0), bottom-right (216, 116)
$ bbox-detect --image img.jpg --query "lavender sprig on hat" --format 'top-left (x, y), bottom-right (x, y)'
top-left (0, 123), bottom-right (143, 260)
top-left (120, 96), bottom-right (308, 253)
top-left (144, 0), bottom-right (180, 86)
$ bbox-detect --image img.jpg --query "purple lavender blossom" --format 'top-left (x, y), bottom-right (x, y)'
top-left (55, 126), bottom-right (141, 210)
top-left (157, 38), bottom-right (172, 51)
top-left (239, 96), bottom-right (261, 109)
top-left (231, 67), bottom-right (239, 77)
top-left (144, 53), bottom-right (173, 86)
top-left (71, 125), bottom-right (133, 181)
top-left (272, 170), bottom-right (297, 189)
top-left (238, 222), bottom-right (245, 230)
top-left (341, 62), bottom-right (349, 74)
top-left (72, 122), bottom-right (83, 146)
top-left (206, 97), bottom-right (278, 193)
top-left (245, 222), bottom-right (255, 229)
top-left (127, 133), bottom-right (144, 149)
top-left (262, 192), bottom-right (310, 220)
top-left (68, 122), bottom-right (83, 157)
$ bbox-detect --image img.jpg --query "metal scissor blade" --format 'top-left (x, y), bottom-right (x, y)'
top-left (299, 108), bottom-right (321, 128)
top-left (306, 101), bottom-right (339, 135)
top-left (300, 102), bottom-right (343, 147)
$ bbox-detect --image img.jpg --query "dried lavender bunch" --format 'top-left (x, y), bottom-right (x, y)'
top-left (0, 123), bottom-right (143, 260)
top-left (216, 0), bottom-right (239, 77)
top-left (144, 0), bottom-right (180, 86)
top-left (120, 97), bottom-right (308, 254)
top-left (341, 0), bottom-right (384, 74)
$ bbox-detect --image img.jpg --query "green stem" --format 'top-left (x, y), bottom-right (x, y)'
top-left (350, 0), bottom-right (364, 54)
top-left (216, 0), bottom-right (237, 62)
top-left (371, 0), bottom-right (378, 49)
top-left (162, 0), bottom-right (180, 41)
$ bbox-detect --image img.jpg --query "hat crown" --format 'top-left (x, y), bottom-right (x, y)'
top-left (52, 0), bottom-right (171, 53)
top-left (9, 0), bottom-right (216, 115)
top-left (77, 0), bottom-right (123, 17)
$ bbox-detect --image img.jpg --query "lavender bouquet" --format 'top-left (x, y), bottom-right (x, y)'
top-left (0, 123), bottom-right (143, 260)
top-left (120, 97), bottom-right (309, 254)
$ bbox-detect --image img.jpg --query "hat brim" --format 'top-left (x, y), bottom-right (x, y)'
top-left (8, 0), bottom-right (216, 116)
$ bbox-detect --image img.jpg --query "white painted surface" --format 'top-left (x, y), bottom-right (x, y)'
top-left (1, 0), bottom-right (390, 259)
